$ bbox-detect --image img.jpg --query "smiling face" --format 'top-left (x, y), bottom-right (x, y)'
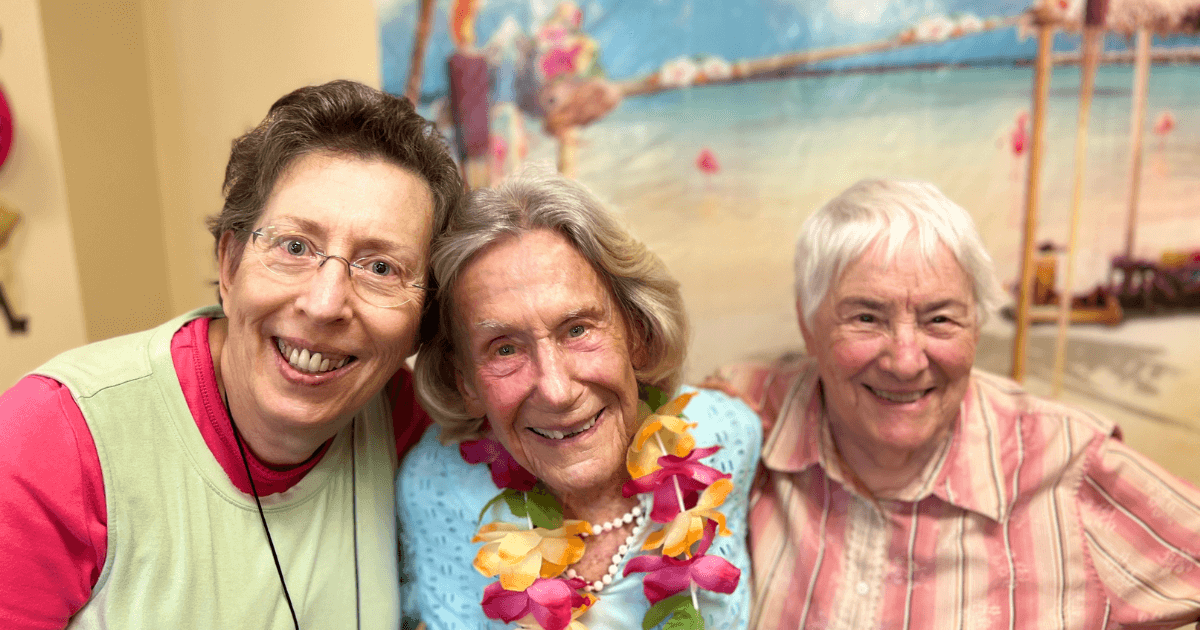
top-left (216, 152), bottom-right (434, 462)
top-left (800, 235), bottom-right (979, 492)
top-left (452, 229), bottom-right (641, 501)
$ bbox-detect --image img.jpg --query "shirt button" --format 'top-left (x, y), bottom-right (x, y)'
top-left (856, 581), bottom-right (870, 595)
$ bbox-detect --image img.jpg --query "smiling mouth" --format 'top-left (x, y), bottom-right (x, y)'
top-left (865, 385), bottom-right (933, 403)
top-left (528, 410), bottom-right (602, 440)
top-left (275, 338), bottom-right (356, 374)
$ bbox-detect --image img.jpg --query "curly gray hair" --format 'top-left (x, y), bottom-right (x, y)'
top-left (414, 170), bottom-right (689, 443)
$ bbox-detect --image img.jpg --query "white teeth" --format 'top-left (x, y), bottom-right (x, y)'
top-left (870, 387), bottom-right (926, 403)
top-left (276, 338), bottom-right (352, 374)
top-left (531, 413), bottom-right (599, 440)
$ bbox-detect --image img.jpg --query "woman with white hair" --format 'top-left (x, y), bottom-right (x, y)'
top-left (397, 171), bottom-right (760, 630)
top-left (718, 178), bottom-right (1200, 630)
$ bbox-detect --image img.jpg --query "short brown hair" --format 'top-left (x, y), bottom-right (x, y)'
top-left (207, 79), bottom-right (462, 287)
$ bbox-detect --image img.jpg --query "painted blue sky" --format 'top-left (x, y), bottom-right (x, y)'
top-left (378, 0), bottom-right (1197, 99)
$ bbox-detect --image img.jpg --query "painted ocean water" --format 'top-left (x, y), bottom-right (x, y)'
top-left (418, 60), bottom-right (1200, 481)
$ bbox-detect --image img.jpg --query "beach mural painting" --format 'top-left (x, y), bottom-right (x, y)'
top-left (379, 0), bottom-right (1200, 476)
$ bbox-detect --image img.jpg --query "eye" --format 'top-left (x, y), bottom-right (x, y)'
top-left (568, 325), bottom-right (586, 337)
top-left (280, 237), bottom-right (309, 257)
top-left (930, 315), bottom-right (950, 324)
top-left (496, 344), bottom-right (516, 357)
top-left (367, 259), bottom-right (395, 277)
top-left (856, 314), bottom-right (876, 323)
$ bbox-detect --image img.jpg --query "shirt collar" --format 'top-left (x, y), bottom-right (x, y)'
top-left (762, 366), bottom-right (1006, 523)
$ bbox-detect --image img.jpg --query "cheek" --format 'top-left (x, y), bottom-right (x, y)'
top-left (928, 338), bottom-right (977, 377)
top-left (825, 336), bottom-right (883, 376)
top-left (371, 311), bottom-right (422, 357)
top-left (476, 368), bottom-right (534, 421)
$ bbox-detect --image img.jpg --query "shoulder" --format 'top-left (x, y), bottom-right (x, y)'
top-left (969, 369), bottom-right (1117, 442)
top-left (680, 386), bottom-right (762, 476)
top-left (707, 353), bottom-right (815, 434)
top-left (398, 426), bottom-right (496, 513)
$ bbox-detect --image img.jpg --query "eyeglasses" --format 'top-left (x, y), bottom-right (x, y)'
top-left (241, 226), bottom-right (427, 309)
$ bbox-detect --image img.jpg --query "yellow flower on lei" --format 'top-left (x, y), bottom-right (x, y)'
top-left (473, 520), bottom-right (591, 590)
top-left (626, 391), bottom-right (698, 478)
top-left (641, 477), bottom-right (734, 558)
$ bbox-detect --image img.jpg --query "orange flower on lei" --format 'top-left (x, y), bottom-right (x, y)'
top-left (473, 520), bottom-right (591, 590)
top-left (626, 391), bottom-right (698, 478)
top-left (641, 477), bottom-right (734, 558)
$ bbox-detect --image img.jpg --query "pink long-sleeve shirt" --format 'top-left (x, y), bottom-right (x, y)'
top-left (0, 317), bottom-right (430, 628)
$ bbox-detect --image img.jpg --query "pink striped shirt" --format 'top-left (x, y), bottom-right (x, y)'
top-left (716, 356), bottom-right (1200, 630)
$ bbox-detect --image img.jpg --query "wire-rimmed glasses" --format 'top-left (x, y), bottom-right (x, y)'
top-left (241, 225), bottom-right (427, 309)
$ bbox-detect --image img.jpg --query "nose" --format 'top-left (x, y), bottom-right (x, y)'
top-left (295, 256), bottom-right (355, 322)
top-left (880, 322), bottom-right (929, 379)
top-left (532, 344), bottom-right (581, 410)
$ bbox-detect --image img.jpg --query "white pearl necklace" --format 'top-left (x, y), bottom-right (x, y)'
top-left (565, 504), bottom-right (648, 593)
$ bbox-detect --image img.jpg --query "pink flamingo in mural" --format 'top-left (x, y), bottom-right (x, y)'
top-left (696, 147), bottom-right (720, 190)
top-left (1153, 110), bottom-right (1175, 148)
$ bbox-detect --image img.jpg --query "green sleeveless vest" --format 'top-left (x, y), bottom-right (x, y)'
top-left (34, 306), bottom-right (400, 629)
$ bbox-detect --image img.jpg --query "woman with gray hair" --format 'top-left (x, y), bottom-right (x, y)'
top-left (398, 170), bottom-right (760, 630)
top-left (715, 178), bottom-right (1200, 630)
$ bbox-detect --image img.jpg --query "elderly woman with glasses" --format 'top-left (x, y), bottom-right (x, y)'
top-left (0, 80), bottom-right (461, 628)
top-left (397, 171), bottom-right (761, 630)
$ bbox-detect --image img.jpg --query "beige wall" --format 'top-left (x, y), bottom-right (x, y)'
top-left (0, 0), bottom-right (380, 389)
top-left (0, 0), bottom-right (88, 388)
top-left (143, 0), bottom-right (383, 315)
top-left (41, 0), bottom-right (175, 342)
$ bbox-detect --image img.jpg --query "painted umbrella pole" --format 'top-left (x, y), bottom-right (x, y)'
top-left (557, 126), bottom-right (579, 179)
top-left (405, 0), bottom-right (438, 105)
top-left (1051, 24), bottom-right (1103, 398)
top-left (1124, 27), bottom-right (1152, 260)
top-left (1011, 21), bottom-right (1055, 383)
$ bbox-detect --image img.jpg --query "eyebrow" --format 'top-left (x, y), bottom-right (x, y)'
top-left (837, 296), bottom-right (970, 313)
top-left (276, 216), bottom-right (412, 256)
top-left (919, 299), bottom-right (971, 313)
top-left (469, 306), bottom-right (608, 335)
top-left (837, 297), bottom-right (888, 311)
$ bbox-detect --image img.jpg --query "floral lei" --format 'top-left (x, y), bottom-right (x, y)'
top-left (458, 387), bottom-right (741, 630)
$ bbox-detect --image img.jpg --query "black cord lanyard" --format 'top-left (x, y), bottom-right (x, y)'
top-left (226, 399), bottom-right (361, 630)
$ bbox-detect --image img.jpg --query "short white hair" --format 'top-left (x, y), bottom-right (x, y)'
top-left (793, 179), bottom-right (1003, 327)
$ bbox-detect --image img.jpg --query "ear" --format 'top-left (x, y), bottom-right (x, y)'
top-left (216, 230), bottom-right (238, 306)
top-left (796, 299), bottom-right (816, 353)
top-left (455, 364), bottom-right (487, 419)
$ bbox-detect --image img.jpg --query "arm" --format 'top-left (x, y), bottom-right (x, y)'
top-left (702, 354), bottom-right (810, 436)
top-left (0, 376), bottom-right (106, 629)
top-left (1080, 436), bottom-right (1200, 629)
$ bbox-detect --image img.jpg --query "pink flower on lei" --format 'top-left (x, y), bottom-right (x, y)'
top-left (460, 437), bottom-right (538, 491)
top-left (623, 446), bottom-right (730, 523)
top-left (623, 552), bottom-right (740, 605)
top-left (481, 577), bottom-right (593, 630)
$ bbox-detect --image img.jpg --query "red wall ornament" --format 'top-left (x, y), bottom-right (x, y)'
top-left (0, 85), bottom-right (13, 171)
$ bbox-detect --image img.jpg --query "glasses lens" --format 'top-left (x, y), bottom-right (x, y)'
top-left (253, 228), bottom-right (317, 277)
top-left (351, 256), bottom-right (423, 308)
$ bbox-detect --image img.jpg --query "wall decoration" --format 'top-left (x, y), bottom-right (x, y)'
top-left (0, 198), bottom-right (27, 334)
top-left (379, 0), bottom-right (1200, 477)
top-left (0, 84), bottom-right (13, 172)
